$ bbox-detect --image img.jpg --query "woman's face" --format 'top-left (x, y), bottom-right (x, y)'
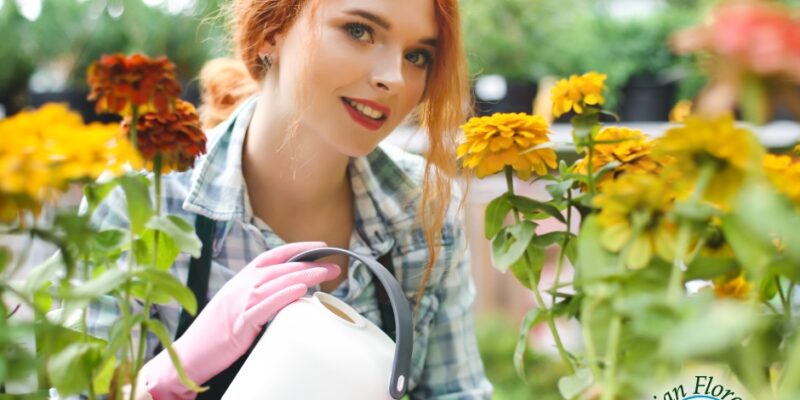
top-left (270, 0), bottom-right (437, 157)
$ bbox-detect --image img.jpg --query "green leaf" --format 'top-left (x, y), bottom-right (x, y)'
top-left (685, 256), bottom-right (739, 281)
top-left (769, 257), bottom-right (800, 282)
top-left (672, 201), bottom-right (719, 222)
top-left (546, 179), bottom-right (575, 201)
top-left (509, 195), bottom-right (566, 223)
top-left (132, 269), bottom-right (197, 315)
top-left (23, 253), bottom-right (64, 293)
top-left (0, 246), bottom-right (8, 274)
top-left (513, 308), bottom-right (546, 383)
top-left (510, 245), bottom-right (545, 289)
top-left (146, 319), bottom-right (207, 393)
top-left (118, 175), bottom-right (154, 235)
top-left (485, 193), bottom-right (512, 240)
top-left (491, 221), bottom-right (536, 272)
top-left (575, 216), bottom-right (619, 283)
top-left (136, 229), bottom-right (181, 270)
top-left (89, 229), bottom-right (127, 254)
top-left (33, 281), bottom-right (54, 316)
top-left (83, 178), bottom-right (121, 216)
top-left (64, 268), bottom-right (128, 300)
top-left (736, 183), bottom-right (800, 265)
top-left (660, 300), bottom-right (760, 361)
top-left (146, 215), bottom-right (202, 258)
top-left (558, 368), bottom-right (593, 400)
top-left (47, 342), bottom-right (104, 396)
top-left (721, 214), bottom-right (773, 276)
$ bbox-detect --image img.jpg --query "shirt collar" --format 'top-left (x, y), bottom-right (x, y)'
top-left (183, 95), bottom-right (423, 250)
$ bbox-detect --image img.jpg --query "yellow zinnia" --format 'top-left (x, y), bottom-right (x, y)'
top-left (656, 114), bottom-right (763, 208)
top-left (594, 173), bottom-right (676, 269)
top-left (763, 152), bottom-right (800, 208)
top-left (574, 127), bottom-right (661, 190)
top-left (0, 103), bottom-right (141, 223)
top-left (551, 72), bottom-right (607, 118)
top-left (458, 112), bottom-right (556, 180)
top-left (713, 273), bottom-right (752, 300)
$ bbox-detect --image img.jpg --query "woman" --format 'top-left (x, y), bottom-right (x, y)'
top-left (89, 0), bottom-right (492, 398)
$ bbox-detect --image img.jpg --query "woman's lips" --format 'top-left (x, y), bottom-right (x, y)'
top-left (341, 97), bottom-right (389, 131)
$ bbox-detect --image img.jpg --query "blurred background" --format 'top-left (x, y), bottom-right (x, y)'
top-left (3, 0), bottom-right (800, 398)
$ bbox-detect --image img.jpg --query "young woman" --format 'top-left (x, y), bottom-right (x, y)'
top-left (88, 0), bottom-right (493, 398)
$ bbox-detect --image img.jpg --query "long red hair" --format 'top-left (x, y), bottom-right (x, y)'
top-left (200, 0), bottom-right (470, 309)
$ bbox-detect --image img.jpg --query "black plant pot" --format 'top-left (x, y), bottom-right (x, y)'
top-left (25, 82), bottom-right (201, 124)
top-left (617, 74), bottom-right (677, 122)
top-left (473, 78), bottom-right (537, 117)
top-left (27, 88), bottom-right (121, 124)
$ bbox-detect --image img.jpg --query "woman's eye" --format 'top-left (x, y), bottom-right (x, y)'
top-left (345, 23), bottom-right (374, 43)
top-left (406, 50), bottom-right (433, 68)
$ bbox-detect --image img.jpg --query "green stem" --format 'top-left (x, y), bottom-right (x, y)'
top-left (81, 256), bottom-right (97, 400)
top-left (601, 315), bottom-right (623, 400)
top-left (132, 155), bottom-right (162, 400)
top-left (505, 167), bottom-right (575, 374)
top-left (786, 285), bottom-right (794, 321)
top-left (587, 133), bottom-right (597, 196)
top-left (552, 190), bottom-right (573, 301)
top-left (777, 277), bottom-right (790, 319)
top-left (668, 223), bottom-right (692, 304)
top-left (527, 269), bottom-right (575, 374)
top-left (778, 328), bottom-right (800, 399)
top-left (581, 298), bottom-right (603, 381)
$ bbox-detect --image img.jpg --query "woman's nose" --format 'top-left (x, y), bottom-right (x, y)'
top-left (370, 52), bottom-right (405, 94)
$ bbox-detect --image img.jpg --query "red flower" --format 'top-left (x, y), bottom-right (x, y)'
top-left (123, 100), bottom-right (207, 173)
top-left (87, 53), bottom-right (182, 116)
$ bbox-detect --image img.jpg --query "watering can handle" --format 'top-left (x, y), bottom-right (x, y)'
top-left (288, 247), bottom-right (413, 399)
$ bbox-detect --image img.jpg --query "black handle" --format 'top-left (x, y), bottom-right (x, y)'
top-left (288, 247), bottom-right (412, 399)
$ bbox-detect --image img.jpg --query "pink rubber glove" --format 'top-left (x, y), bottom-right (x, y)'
top-left (142, 241), bottom-right (340, 399)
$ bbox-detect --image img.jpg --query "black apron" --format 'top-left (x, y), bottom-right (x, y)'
top-left (173, 214), bottom-right (397, 399)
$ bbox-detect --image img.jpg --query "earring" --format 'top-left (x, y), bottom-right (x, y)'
top-left (260, 54), bottom-right (273, 73)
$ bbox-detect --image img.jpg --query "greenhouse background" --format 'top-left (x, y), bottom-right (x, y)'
top-left (3, 0), bottom-right (800, 399)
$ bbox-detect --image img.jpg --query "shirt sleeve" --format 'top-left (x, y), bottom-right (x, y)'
top-left (409, 222), bottom-right (494, 399)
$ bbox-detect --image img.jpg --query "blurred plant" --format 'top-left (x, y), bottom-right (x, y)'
top-left (0, 53), bottom-right (207, 399)
top-left (460, 60), bottom-right (800, 399)
top-left (672, 0), bottom-right (800, 123)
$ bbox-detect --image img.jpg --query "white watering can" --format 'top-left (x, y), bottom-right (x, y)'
top-left (222, 247), bottom-right (414, 400)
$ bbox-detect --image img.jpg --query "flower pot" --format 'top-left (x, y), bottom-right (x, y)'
top-left (473, 76), bottom-right (537, 116)
top-left (617, 74), bottom-right (677, 121)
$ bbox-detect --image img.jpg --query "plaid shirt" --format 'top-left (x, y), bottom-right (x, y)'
top-left (86, 97), bottom-right (492, 399)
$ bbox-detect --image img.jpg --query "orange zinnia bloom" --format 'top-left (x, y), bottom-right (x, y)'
top-left (123, 100), bottom-right (207, 174)
top-left (87, 53), bottom-right (182, 116)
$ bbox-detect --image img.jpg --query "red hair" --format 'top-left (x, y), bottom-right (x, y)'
top-left (200, 0), bottom-right (470, 310)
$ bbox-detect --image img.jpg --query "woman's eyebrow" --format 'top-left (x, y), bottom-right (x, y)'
top-left (344, 9), bottom-right (391, 30)
top-left (343, 8), bottom-right (438, 48)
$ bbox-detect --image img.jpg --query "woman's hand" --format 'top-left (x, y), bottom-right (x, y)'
top-left (141, 241), bottom-right (340, 399)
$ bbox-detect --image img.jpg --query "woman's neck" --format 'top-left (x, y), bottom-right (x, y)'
top-left (242, 94), bottom-right (352, 221)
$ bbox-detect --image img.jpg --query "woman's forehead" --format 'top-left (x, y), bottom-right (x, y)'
top-left (316, 0), bottom-right (438, 38)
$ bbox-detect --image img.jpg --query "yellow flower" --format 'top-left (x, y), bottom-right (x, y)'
top-left (656, 114), bottom-right (763, 208)
top-left (669, 100), bottom-right (693, 123)
top-left (763, 153), bottom-right (800, 208)
top-left (0, 103), bottom-right (141, 223)
top-left (574, 127), bottom-right (661, 190)
top-left (458, 112), bottom-right (556, 179)
top-left (594, 173), bottom-right (676, 269)
top-left (551, 72), bottom-right (607, 118)
top-left (713, 273), bottom-right (752, 300)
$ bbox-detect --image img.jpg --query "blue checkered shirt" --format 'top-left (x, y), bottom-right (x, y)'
top-left (86, 97), bottom-right (493, 399)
